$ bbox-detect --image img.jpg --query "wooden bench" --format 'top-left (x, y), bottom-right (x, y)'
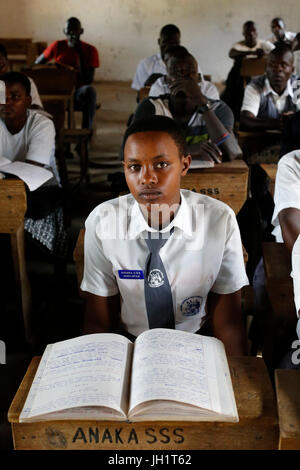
top-left (240, 56), bottom-right (267, 86)
top-left (8, 356), bottom-right (278, 450)
top-left (181, 160), bottom-right (249, 214)
top-left (0, 180), bottom-right (31, 340)
top-left (0, 38), bottom-right (36, 70)
top-left (275, 369), bottom-right (300, 449)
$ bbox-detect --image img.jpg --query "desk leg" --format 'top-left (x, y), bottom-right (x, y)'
top-left (68, 97), bottom-right (75, 129)
top-left (10, 226), bottom-right (32, 342)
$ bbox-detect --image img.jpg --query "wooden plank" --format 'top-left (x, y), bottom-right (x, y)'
top-left (275, 370), bottom-right (300, 450)
top-left (260, 163), bottom-right (277, 198)
top-left (181, 160), bottom-right (249, 214)
top-left (8, 356), bottom-right (278, 450)
top-left (263, 242), bottom-right (291, 283)
top-left (0, 180), bottom-right (27, 232)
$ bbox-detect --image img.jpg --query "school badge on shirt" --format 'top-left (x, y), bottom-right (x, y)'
top-left (148, 269), bottom-right (164, 288)
top-left (180, 296), bottom-right (203, 316)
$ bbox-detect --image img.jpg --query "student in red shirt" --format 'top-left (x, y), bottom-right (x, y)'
top-left (35, 17), bottom-right (100, 130)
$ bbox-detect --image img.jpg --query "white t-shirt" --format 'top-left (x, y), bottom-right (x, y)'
top-left (28, 77), bottom-right (43, 108)
top-left (241, 77), bottom-right (297, 116)
top-left (266, 31), bottom-right (296, 44)
top-left (291, 234), bottom-right (300, 340)
top-left (149, 76), bottom-right (220, 100)
top-left (81, 190), bottom-right (249, 337)
top-left (272, 150), bottom-right (300, 242)
top-left (231, 39), bottom-right (274, 57)
top-left (0, 109), bottom-right (59, 182)
top-left (131, 52), bottom-right (202, 91)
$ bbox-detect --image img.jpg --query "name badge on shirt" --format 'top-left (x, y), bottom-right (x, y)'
top-left (118, 270), bottom-right (144, 280)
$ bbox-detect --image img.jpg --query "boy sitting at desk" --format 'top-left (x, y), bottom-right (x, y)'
top-left (133, 48), bottom-right (242, 164)
top-left (0, 71), bottom-right (66, 257)
top-left (81, 116), bottom-right (249, 356)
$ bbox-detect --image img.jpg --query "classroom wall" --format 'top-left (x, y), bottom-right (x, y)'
top-left (0, 0), bottom-right (299, 83)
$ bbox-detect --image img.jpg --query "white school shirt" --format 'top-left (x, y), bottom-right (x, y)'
top-left (81, 190), bottom-right (249, 337)
top-left (28, 77), bottom-right (43, 108)
top-left (267, 31), bottom-right (296, 45)
top-left (291, 234), bottom-right (300, 340)
top-left (131, 52), bottom-right (203, 91)
top-left (0, 109), bottom-right (59, 182)
top-left (231, 39), bottom-right (275, 57)
top-left (149, 76), bottom-right (220, 100)
top-left (241, 77), bottom-right (296, 116)
top-left (272, 150), bottom-right (300, 242)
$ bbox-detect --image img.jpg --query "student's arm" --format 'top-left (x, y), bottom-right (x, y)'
top-left (207, 290), bottom-right (247, 356)
top-left (240, 109), bottom-right (282, 131)
top-left (278, 208), bottom-right (300, 252)
top-left (170, 79), bottom-right (241, 161)
top-left (34, 53), bottom-right (48, 65)
top-left (83, 293), bottom-right (120, 334)
top-left (229, 48), bottom-right (264, 60)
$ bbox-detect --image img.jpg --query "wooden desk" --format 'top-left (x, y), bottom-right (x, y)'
top-left (181, 160), bottom-right (249, 214)
top-left (0, 38), bottom-right (35, 70)
top-left (8, 356), bottom-right (278, 450)
top-left (0, 180), bottom-right (31, 340)
top-left (237, 130), bottom-right (281, 163)
top-left (260, 163), bottom-right (277, 198)
top-left (275, 369), bottom-right (300, 450)
top-left (262, 242), bottom-right (297, 372)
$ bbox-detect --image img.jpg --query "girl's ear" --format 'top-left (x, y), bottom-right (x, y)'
top-left (181, 154), bottom-right (191, 176)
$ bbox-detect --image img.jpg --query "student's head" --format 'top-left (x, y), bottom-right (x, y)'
top-left (242, 21), bottom-right (257, 48)
top-left (122, 116), bottom-right (191, 224)
top-left (0, 44), bottom-right (9, 74)
top-left (266, 44), bottom-right (294, 93)
top-left (64, 17), bottom-right (83, 47)
top-left (162, 45), bottom-right (189, 66)
top-left (271, 18), bottom-right (286, 41)
top-left (158, 24), bottom-right (181, 60)
top-left (0, 72), bottom-right (31, 121)
top-left (166, 48), bottom-right (198, 83)
top-left (292, 33), bottom-right (300, 52)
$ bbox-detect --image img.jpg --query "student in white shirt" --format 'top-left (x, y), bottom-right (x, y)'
top-left (81, 116), bottom-right (249, 356)
top-left (267, 18), bottom-right (296, 46)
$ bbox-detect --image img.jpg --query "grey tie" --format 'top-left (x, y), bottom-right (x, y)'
top-left (144, 229), bottom-right (175, 329)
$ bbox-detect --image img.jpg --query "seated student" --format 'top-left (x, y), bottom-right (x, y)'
top-left (35, 17), bottom-right (99, 130)
top-left (81, 116), bottom-right (249, 356)
top-left (149, 45), bottom-right (220, 101)
top-left (221, 21), bottom-right (274, 120)
top-left (267, 18), bottom-right (296, 46)
top-left (0, 43), bottom-right (43, 110)
top-left (0, 72), bottom-right (66, 257)
top-left (240, 44), bottom-right (300, 137)
top-left (131, 24), bottom-right (202, 92)
top-left (133, 49), bottom-right (242, 164)
top-left (270, 150), bottom-right (300, 369)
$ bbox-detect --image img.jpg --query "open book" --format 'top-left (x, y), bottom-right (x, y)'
top-left (19, 329), bottom-right (238, 423)
top-left (0, 156), bottom-right (52, 191)
top-left (190, 155), bottom-right (214, 169)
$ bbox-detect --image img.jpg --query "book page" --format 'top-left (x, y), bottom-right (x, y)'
top-left (0, 160), bottom-right (52, 191)
top-left (20, 333), bottom-right (133, 421)
top-left (190, 156), bottom-right (214, 169)
top-left (128, 329), bottom-right (235, 418)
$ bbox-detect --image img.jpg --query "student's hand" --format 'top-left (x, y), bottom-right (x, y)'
top-left (256, 48), bottom-right (265, 58)
top-left (189, 141), bottom-right (222, 164)
top-left (169, 78), bottom-right (207, 106)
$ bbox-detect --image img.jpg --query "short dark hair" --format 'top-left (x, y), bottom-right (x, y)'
top-left (268, 43), bottom-right (293, 61)
top-left (243, 21), bottom-right (256, 29)
top-left (0, 71), bottom-right (31, 96)
top-left (66, 17), bottom-right (81, 27)
top-left (0, 43), bottom-right (7, 59)
top-left (271, 17), bottom-right (285, 26)
top-left (163, 45), bottom-right (190, 61)
top-left (160, 24), bottom-right (180, 39)
top-left (122, 116), bottom-right (186, 159)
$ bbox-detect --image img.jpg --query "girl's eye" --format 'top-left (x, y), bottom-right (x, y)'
top-left (156, 162), bottom-right (168, 169)
top-left (128, 164), bottom-right (140, 171)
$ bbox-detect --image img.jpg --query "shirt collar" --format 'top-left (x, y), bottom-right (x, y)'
top-left (263, 77), bottom-right (293, 98)
top-left (127, 190), bottom-right (194, 239)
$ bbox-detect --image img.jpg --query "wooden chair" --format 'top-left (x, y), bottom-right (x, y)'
top-left (0, 180), bottom-right (31, 340)
top-left (0, 38), bottom-right (35, 70)
top-left (275, 369), bottom-right (300, 449)
top-left (181, 160), bottom-right (249, 215)
top-left (240, 56), bottom-right (267, 86)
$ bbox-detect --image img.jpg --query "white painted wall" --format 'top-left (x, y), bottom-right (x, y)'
top-left (0, 0), bottom-right (299, 82)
